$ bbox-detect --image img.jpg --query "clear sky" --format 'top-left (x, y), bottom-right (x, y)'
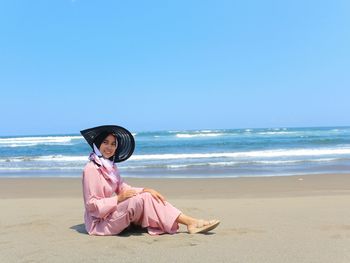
top-left (0, 0), bottom-right (349, 136)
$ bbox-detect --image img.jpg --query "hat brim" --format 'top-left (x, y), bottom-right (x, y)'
top-left (80, 125), bottom-right (135, 163)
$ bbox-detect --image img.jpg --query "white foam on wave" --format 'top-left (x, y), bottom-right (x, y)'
top-left (196, 130), bottom-right (223, 133)
top-left (36, 155), bottom-right (88, 162)
top-left (238, 158), bottom-right (342, 165)
top-left (204, 158), bottom-right (344, 167)
top-left (0, 167), bottom-right (82, 170)
top-left (0, 155), bottom-right (88, 162)
top-left (168, 130), bottom-right (181, 133)
top-left (130, 147), bottom-right (350, 161)
top-left (176, 133), bottom-right (224, 138)
top-left (0, 136), bottom-right (82, 147)
top-left (1, 157), bottom-right (347, 171)
top-left (1, 147), bottom-right (350, 164)
top-left (124, 157), bottom-right (347, 170)
top-left (166, 164), bottom-right (191, 169)
top-left (257, 131), bottom-right (296, 135)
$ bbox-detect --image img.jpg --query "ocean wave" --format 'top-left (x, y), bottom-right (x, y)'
top-left (1, 157), bottom-right (348, 171)
top-left (193, 158), bottom-right (346, 167)
top-left (1, 147), bottom-right (350, 163)
top-left (0, 167), bottom-right (82, 170)
top-left (176, 133), bottom-right (225, 138)
top-left (257, 131), bottom-right (297, 135)
top-left (0, 155), bottom-right (88, 162)
top-left (249, 158), bottom-right (342, 164)
top-left (0, 136), bottom-right (82, 147)
top-left (121, 157), bottom-right (350, 169)
top-left (131, 147), bottom-right (350, 160)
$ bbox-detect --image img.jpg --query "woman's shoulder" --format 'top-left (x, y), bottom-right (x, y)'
top-left (83, 161), bottom-right (98, 173)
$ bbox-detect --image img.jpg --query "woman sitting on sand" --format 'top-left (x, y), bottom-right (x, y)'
top-left (81, 125), bottom-right (220, 236)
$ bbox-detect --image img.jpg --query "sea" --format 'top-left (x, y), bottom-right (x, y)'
top-left (0, 126), bottom-right (349, 178)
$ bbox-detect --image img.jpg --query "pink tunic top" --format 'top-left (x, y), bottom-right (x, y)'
top-left (82, 161), bottom-right (143, 234)
top-left (82, 161), bottom-right (181, 235)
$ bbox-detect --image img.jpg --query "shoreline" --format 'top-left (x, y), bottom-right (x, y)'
top-left (1, 166), bottom-right (350, 179)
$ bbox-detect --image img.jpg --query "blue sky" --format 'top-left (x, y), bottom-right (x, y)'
top-left (0, 0), bottom-right (349, 136)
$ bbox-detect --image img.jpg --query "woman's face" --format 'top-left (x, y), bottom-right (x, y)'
top-left (99, 134), bottom-right (117, 159)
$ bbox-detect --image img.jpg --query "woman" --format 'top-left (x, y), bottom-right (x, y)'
top-left (81, 125), bottom-right (220, 236)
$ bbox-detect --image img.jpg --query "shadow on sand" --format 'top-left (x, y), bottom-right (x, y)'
top-left (70, 223), bottom-right (88, 234)
top-left (70, 223), bottom-right (148, 236)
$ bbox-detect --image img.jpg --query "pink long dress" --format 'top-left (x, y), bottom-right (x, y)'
top-left (82, 161), bottom-right (181, 235)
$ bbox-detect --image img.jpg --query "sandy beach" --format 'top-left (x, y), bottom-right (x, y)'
top-left (1, 174), bottom-right (350, 263)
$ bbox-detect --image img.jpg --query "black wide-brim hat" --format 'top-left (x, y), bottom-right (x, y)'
top-left (80, 125), bottom-right (135, 163)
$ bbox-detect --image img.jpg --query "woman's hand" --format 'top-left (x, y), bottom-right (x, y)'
top-left (117, 189), bottom-right (137, 202)
top-left (143, 188), bottom-right (166, 205)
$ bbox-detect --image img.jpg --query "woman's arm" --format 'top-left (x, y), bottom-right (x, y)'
top-left (118, 178), bottom-right (165, 205)
top-left (82, 163), bottom-right (118, 219)
top-left (119, 178), bottom-right (144, 194)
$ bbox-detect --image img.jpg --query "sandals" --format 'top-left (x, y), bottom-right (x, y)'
top-left (188, 219), bottom-right (220, 234)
